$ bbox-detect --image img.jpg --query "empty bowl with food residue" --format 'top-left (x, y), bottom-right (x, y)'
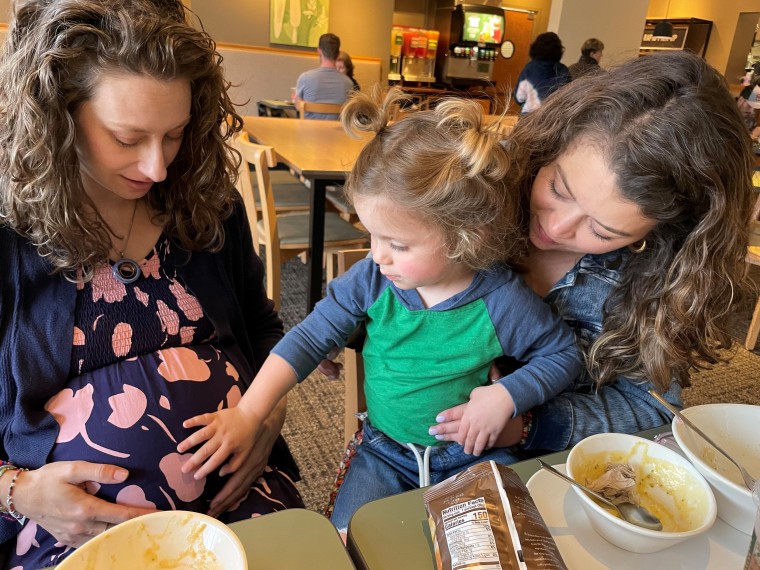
top-left (566, 432), bottom-right (716, 554)
top-left (57, 510), bottom-right (247, 570)
top-left (671, 403), bottom-right (760, 535)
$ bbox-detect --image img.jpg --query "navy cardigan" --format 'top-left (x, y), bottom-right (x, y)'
top-left (0, 199), bottom-right (299, 543)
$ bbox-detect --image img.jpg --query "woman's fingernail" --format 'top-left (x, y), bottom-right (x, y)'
top-left (435, 435), bottom-right (444, 440)
top-left (428, 427), bottom-right (438, 435)
top-left (114, 469), bottom-right (128, 482)
top-left (435, 415), bottom-right (445, 423)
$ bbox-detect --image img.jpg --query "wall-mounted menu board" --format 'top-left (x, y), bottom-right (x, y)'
top-left (640, 18), bottom-right (712, 58)
top-left (641, 25), bottom-right (689, 50)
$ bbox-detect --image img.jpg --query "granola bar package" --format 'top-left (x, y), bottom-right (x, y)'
top-left (423, 460), bottom-right (566, 570)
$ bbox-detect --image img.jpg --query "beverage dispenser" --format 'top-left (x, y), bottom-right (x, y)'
top-left (435, 3), bottom-right (504, 86)
top-left (389, 26), bottom-right (404, 80)
top-left (388, 25), bottom-right (438, 84)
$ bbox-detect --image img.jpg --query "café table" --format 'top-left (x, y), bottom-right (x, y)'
top-left (257, 99), bottom-right (297, 118)
top-left (229, 508), bottom-right (356, 569)
top-left (346, 427), bottom-right (751, 569)
top-left (243, 115), bottom-right (372, 313)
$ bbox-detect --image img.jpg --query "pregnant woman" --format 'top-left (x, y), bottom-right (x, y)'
top-left (0, 1), bottom-right (303, 568)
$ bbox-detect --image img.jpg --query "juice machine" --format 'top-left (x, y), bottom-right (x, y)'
top-left (435, 2), bottom-right (504, 86)
top-left (389, 25), bottom-right (439, 83)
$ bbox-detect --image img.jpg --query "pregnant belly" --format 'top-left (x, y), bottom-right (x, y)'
top-left (45, 344), bottom-right (243, 510)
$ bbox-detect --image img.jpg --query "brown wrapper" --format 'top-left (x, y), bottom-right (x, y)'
top-left (423, 460), bottom-right (566, 570)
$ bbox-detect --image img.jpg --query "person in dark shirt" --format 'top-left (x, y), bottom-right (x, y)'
top-left (568, 38), bottom-right (605, 80)
top-left (514, 32), bottom-right (570, 114)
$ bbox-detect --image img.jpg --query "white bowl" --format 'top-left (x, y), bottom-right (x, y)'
top-left (566, 433), bottom-right (716, 554)
top-left (671, 403), bottom-right (760, 535)
top-left (58, 510), bottom-right (247, 570)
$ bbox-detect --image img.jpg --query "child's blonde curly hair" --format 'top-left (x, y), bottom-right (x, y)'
top-left (341, 88), bottom-right (526, 271)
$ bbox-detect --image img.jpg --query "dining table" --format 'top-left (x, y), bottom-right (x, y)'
top-left (345, 427), bottom-right (752, 570)
top-left (48, 509), bottom-right (354, 569)
top-left (242, 115), bottom-right (373, 313)
top-left (257, 99), bottom-right (297, 118)
top-left (229, 508), bottom-right (356, 568)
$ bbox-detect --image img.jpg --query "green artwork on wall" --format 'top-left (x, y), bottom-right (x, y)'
top-left (270, 0), bottom-right (330, 48)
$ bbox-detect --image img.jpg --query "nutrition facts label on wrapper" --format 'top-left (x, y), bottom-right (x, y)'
top-left (441, 498), bottom-right (502, 570)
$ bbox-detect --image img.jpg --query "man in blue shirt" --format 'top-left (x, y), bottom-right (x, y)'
top-left (295, 33), bottom-right (353, 119)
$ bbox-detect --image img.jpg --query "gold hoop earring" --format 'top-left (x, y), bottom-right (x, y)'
top-left (629, 240), bottom-right (647, 254)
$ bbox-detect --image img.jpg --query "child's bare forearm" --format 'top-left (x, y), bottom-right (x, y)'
top-left (238, 354), bottom-right (298, 423)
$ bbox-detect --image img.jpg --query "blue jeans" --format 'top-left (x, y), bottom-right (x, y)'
top-left (330, 419), bottom-right (521, 531)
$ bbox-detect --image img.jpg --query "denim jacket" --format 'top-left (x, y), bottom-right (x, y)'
top-left (523, 249), bottom-right (681, 452)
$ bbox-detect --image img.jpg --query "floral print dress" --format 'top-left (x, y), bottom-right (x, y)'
top-left (8, 237), bottom-right (302, 569)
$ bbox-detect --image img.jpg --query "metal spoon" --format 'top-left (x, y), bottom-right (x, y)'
top-left (537, 459), bottom-right (663, 531)
top-left (649, 390), bottom-right (756, 491)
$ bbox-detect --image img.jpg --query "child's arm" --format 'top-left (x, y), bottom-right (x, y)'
top-left (487, 276), bottom-right (582, 415)
top-left (457, 383), bottom-right (516, 456)
top-left (177, 354), bottom-right (297, 480)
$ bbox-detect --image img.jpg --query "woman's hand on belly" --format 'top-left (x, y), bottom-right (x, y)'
top-left (12, 461), bottom-right (157, 547)
top-left (207, 397), bottom-right (288, 518)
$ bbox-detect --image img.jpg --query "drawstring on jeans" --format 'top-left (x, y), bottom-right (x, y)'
top-left (406, 443), bottom-right (432, 487)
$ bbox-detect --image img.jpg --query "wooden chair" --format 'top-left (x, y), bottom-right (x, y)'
top-left (298, 100), bottom-right (343, 119)
top-left (233, 132), bottom-right (367, 310)
top-left (325, 184), bottom-right (358, 224)
top-left (744, 191), bottom-right (760, 350)
top-left (471, 97), bottom-right (491, 115)
top-left (334, 248), bottom-right (371, 446)
top-left (236, 131), bottom-right (310, 217)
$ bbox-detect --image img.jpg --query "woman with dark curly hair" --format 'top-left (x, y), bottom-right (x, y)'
top-left (514, 31), bottom-right (570, 114)
top-left (0, 1), bottom-right (303, 567)
top-left (433, 50), bottom-right (755, 455)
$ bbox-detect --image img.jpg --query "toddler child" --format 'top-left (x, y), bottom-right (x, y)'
top-left (177, 88), bottom-right (581, 531)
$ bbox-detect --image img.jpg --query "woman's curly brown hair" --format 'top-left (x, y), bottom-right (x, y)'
top-left (0, 0), bottom-right (244, 278)
top-left (507, 50), bottom-right (755, 393)
top-left (341, 87), bottom-right (527, 270)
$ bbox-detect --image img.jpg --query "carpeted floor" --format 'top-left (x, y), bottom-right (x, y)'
top-left (275, 257), bottom-right (760, 512)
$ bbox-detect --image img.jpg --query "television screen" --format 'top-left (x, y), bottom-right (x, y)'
top-left (462, 11), bottom-right (504, 44)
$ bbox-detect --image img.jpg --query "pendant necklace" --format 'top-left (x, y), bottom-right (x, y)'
top-left (112, 200), bottom-right (141, 284)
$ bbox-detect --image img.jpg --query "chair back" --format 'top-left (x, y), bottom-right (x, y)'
top-left (298, 100), bottom-right (343, 119)
top-left (336, 248), bottom-right (370, 445)
top-left (233, 131), bottom-right (283, 308)
top-left (750, 190), bottom-right (760, 248)
top-left (743, 191), bottom-right (760, 350)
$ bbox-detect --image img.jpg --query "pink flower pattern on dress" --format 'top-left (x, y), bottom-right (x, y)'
top-left (107, 384), bottom-right (148, 429)
top-left (157, 347), bottom-right (211, 382)
top-left (11, 236), bottom-right (303, 570)
top-left (169, 279), bottom-right (203, 321)
top-left (45, 384), bottom-right (128, 458)
top-left (157, 299), bottom-right (180, 336)
top-left (112, 322), bottom-right (133, 357)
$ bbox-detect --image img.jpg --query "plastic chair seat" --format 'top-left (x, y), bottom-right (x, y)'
top-left (260, 212), bottom-right (365, 248)
top-left (255, 183), bottom-right (310, 211)
top-left (325, 185), bottom-right (356, 217)
top-left (248, 168), bottom-right (310, 211)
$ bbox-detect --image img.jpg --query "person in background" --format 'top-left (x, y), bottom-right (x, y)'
top-left (295, 32), bottom-right (354, 119)
top-left (568, 37), bottom-right (605, 81)
top-left (177, 88), bottom-right (581, 535)
top-left (0, 1), bottom-right (303, 567)
top-left (737, 62), bottom-right (760, 141)
top-left (336, 50), bottom-right (360, 91)
top-left (432, 50), bottom-right (755, 454)
top-left (513, 31), bottom-right (570, 115)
